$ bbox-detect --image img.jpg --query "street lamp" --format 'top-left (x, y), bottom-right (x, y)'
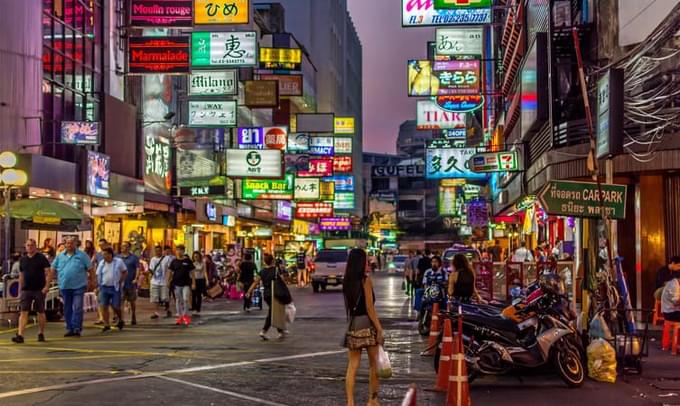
top-left (0, 152), bottom-right (28, 274)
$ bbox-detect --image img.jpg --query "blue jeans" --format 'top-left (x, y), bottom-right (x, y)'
top-left (61, 287), bottom-right (86, 333)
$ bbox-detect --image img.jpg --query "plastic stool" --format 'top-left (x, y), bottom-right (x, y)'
top-left (653, 300), bottom-right (664, 325)
top-left (84, 292), bottom-right (98, 312)
top-left (661, 320), bottom-right (680, 355)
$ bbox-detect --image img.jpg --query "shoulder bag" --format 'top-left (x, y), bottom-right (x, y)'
top-left (344, 282), bottom-right (377, 350)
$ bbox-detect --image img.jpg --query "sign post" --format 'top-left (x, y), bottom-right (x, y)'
top-left (538, 180), bottom-right (627, 220)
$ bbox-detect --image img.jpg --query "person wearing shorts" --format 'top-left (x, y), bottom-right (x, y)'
top-left (148, 245), bottom-right (173, 319)
top-left (96, 247), bottom-right (127, 332)
top-left (12, 239), bottom-right (52, 344)
top-left (119, 242), bottom-right (141, 325)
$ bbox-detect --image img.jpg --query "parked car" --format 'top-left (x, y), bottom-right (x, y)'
top-left (311, 249), bottom-right (349, 293)
top-left (388, 255), bottom-right (408, 273)
top-left (442, 244), bottom-right (481, 271)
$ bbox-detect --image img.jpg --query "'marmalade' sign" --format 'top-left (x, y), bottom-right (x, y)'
top-left (128, 36), bottom-right (190, 74)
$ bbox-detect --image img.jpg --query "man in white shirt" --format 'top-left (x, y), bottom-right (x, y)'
top-left (148, 245), bottom-right (174, 319)
top-left (512, 241), bottom-right (534, 262)
top-left (96, 247), bottom-right (127, 332)
top-left (661, 270), bottom-right (680, 322)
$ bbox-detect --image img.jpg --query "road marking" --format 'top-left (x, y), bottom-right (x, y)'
top-left (0, 370), bottom-right (137, 375)
top-left (0, 349), bottom-right (346, 400)
top-left (157, 376), bottom-right (287, 406)
top-left (0, 354), bottom-right (133, 363)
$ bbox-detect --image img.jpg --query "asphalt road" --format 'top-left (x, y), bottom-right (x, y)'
top-left (0, 273), bottom-right (677, 405)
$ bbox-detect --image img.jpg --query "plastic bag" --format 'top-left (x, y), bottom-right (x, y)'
top-left (587, 338), bottom-right (617, 383)
top-left (285, 303), bottom-right (296, 324)
top-left (589, 313), bottom-right (613, 340)
top-left (377, 346), bottom-right (392, 379)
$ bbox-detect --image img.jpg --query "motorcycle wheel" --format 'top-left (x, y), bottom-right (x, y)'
top-left (417, 308), bottom-right (431, 337)
top-left (553, 340), bottom-right (585, 388)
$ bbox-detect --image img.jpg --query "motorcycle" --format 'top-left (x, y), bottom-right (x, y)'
top-left (435, 274), bottom-right (585, 388)
top-left (417, 283), bottom-right (446, 337)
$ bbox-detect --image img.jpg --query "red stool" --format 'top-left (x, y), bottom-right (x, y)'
top-left (653, 300), bottom-right (664, 326)
top-left (661, 320), bottom-right (680, 355)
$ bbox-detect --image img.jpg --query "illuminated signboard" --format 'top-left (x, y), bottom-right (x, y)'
top-left (324, 175), bottom-right (355, 192)
top-left (438, 185), bottom-right (459, 216)
top-left (298, 158), bottom-right (333, 178)
top-left (295, 202), bottom-right (333, 219)
top-left (225, 149), bottom-right (283, 178)
top-left (178, 185), bottom-right (228, 197)
top-left (408, 60), bottom-right (480, 96)
top-left (259, 74), bottom-right (303, 96)
top-left (285, 154), bottom-right (310, 172)
top-left (319, 181), bottom-right (335, 201)
top-left (189, 70), bottom-right (237, 96)
top-left (319, 217), bottom-right (351, 231)
top-left (264, 126), bottom-right (288, 150)
top-left (144, 134), bottom-right (172, 194)
top-left (130, 0), bottom-right (193, 27)
top-left (334, 192), bottom-right (355, 210)
top-left (435, 27), bottom-right (483, 56)
top-left (371, 165), bottom-right (423, 178)
top-left (242, 175), bottom-right (294, 200)
top-left (436, 95), bottom-right (485, 113)
top-left (334, 117), bottom-right (355, 134)
top-left (426, 138), bottom-right (463, 149)
top-left (128, 36), bottom-right (190, 74)
top-left (425, 148), bottom-right (487, 180)
top-left (334, 137), bottom-right (352, 154)
top-left (276, 201), bottom-right (293, 222)
top-left (434, 0), bottom-right (492, 9)
top-left (294, 178), bottom-right (321, 200)
top-left (416, 100), bottom-right (466, 130)
top-left (188, 101), bottom-right (237, 127)
top-left (259, 47), bottom-right (302, 70)
top-left (441, 128), bottom-right (468, 139)
top-left (309, 136), bottom-right (334, 156)
top-left (287, 133), bottom-right (310, 152)
top-left (333, 156), bottom-right (353, 173)
top-left (244, 80), bottom-right (278, 108)
top-left (237, 127), bottom-right (264, 149)
top-left (191, 31), bottom-right (257, 67)
top-left (86, 151), bottom-right (110, 198)
top-left (469, 151), bottom-right (521, 173)
top-left (402, 0), bottom-right (491, 26)
top-left (61, 121), bottom-right (99, 145)
top-left (194, 0), bottom-right (249, 25)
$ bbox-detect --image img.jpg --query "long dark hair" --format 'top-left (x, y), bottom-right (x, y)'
top-left (453, 254), bottom-right (473, 274)
top-left (343, 248), bottom-right (367, 317)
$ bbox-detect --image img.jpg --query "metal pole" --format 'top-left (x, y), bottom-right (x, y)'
top-left (3, 186), bottom-right (10, 275)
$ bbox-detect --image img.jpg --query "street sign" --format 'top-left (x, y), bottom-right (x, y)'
top-left (470, 151), bottom-right (521, 173)
top-left (538, 180), bottom-right (627, 220)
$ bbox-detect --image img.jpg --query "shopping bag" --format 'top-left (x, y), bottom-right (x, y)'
top-left (587, 338), bottom-right (617, 383)
top-left (589, 313), bottom-right (614, 340)
top-left (413, 288), bottom-right (424, 311)
top-left (377, 346), bottom-right (392, 379)
top-left (207, 284), bottom-right (223, 299)
top-left (285, 303), bottom-right (297, 323)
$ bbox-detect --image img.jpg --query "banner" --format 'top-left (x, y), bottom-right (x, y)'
top-left (226, 149), bottom-right (283, 178)
top-left (188, 101), bottom-right (237, 127)
top-left (189, 70), bottom-right (237, 96)
top-left (194, 0), bottom-right (249, 25)
top-left (295, 202), bottom-right (333, 219)
top-left (130, 0), bottom-right (193, 27)
top-left (259, 74), bottom-right (303, 96)
top-left (435, 27), bottom-right (483, 56)
top-left (294, 178), bottom-right (321, 200)
top-left (191, 31), bottom-right (257, 67)
top-left (298, 158), bottom-right (333, 177)
top-left (242, 175), bottom-right (294, 200)
top-left (425, 148), bottom-right (487, 179)
top-left (129, 36), bottom-right (190, 74)
top-left (402, 0), bottom-right (491, 26)
top-left (416, 100), bottom-right (466, 130)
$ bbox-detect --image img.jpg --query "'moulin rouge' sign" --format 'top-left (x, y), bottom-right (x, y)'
top-left (128, 36), bottom-right (190, 74)
top-left (130, 0), bottom-right (193, 27)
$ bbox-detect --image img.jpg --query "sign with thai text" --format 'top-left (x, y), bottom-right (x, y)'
top-left (538, 181), bottom-right (627, 220)
top-left (334, 137), bottom-right (353, 154)
top-left (237, 127), bottom-right (265, 149)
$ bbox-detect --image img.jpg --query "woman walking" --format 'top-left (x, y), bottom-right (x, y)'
top-left (246, 254), bottom-right (286, 340)
top-left (191, 251), bottom-right (209, 315)
top-left (343, 248), bottom-right (384, 406)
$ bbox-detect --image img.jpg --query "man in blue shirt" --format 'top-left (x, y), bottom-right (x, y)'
top-left (118, 242), bottom-right (141, 325)
top-left (97, 247), bottom-right (127, 332)
top-left (422, 256), bottom-right (448, 292)
top-left (51, 237), bottom-right (92, 337)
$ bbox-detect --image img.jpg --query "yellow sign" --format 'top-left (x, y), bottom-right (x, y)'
top-left (194, 0), bottom-right (249, 25)
top-left (320, 181), bottom-right (336, 201)
top-left (334, 117), bottom-right (355, 134)
top-left (32, 216), bottom-right (60, 225)
top-left (440, 179), bottom-right (466, 187)
top-left (259, 48), bottom-right (302, 64)
top-left (292, 219), bottom-right (310, 235)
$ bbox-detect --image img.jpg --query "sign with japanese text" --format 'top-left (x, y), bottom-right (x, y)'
top-left (425, 148), bottom-right (487, 179)
top-left (295, 202), bottom-right (333, 219)
top-left (144, 134), bottom-right (172, 194)
top-left (319, 181), bottom-right (335, 201)
top-left (435, 27), bottom-right (483, 56)
top-left (371, 164), bottom-right (424, 178)
top-left (402, 0), bottom-right (491, 26)
top-left (259, 47), bottom-right (302, 70)
top-left (334, 117), bottom-right (355, 134)
top-left (129, 36), bottom-right (190, 74)
top-left (298, 158), bottom-right (333, 177)
top-left (319, 217), bottom-right (351, 231)
top-left (188, 101), bottom-right (237, 127)
top-left (434, 0), bottom-right (492, 9)
top-left (61, 121), bottom-right (100, 145)
top-left (416, 100), bottom-right (466, 130)
top-left (324, 175), bottom-right (355, 192)
top-left (194, 0), bottom-right (249, 25)
top-left (287, 133), bottom-right (310, 152)
top-left (538, 181), bottom-right (627, 220)
top-left (308, 136), bottom-right (335, 156)
top-left (408, 60), bottom-right (480, 96)
top-left (333, 156), bottom-right (353, 173)
top-left (334, 192), bottom-right (355, 210)
top-left (244, 80), bottom-right (279, 108)
top-left (189, 70), bottom-right (237, 96)
top-left (191, 31), bottom-right (257, 67)
top-left (242, 175), bottom-right (294, 200)
top-left (294, 178), bottom-right (321, 200)
top-left (259, 74), bottom-right (303, 96)
top-left (130, 0), bottom-right (193, 27)
top-left (264, 126), bottom-right (288, 150)
top-left (334, 137), bottom-right (353, 154)
top-left (470, 151), bottom-right (521, 173)
top-left (226, 149), bottom-right (283, 178)
top-left (237, 127), bottom-right (264, 149)
top-left (178, 184), bottom-right (228, 197)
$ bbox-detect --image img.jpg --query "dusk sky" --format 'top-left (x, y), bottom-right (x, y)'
top-left (347, 0), bottom-right (434, 154)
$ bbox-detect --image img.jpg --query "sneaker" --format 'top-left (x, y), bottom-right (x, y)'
top-left (37, 334), bottom-right (45, 342)
top-left (64, 331), bottom-right (76, 337)
top-left (117, 320), bottom-right (125, 330)
top-left (150, 313), bottom-right (159, 319)
top-left (277, 331), bottom-right (288, 340)
top-left (94, 320), bottom-right (104, 325)
top-left (165, 311), bottom-right (173, 318)
top-left (182, 315), bottom-right (191, 326)
top-left (11, 335), bottom-right (24, 344)
top-left (131, 317), bottom-right (137, 326)
top-left (259, 331), bottom-right (269, 341)
top-left (102, 326), bottom-right (111, 332)
top-left (73, 331), bottom-right (81, 337)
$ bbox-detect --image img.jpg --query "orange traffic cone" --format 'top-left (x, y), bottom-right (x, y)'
top-left (447, 315), bottom-right (471, 406)
top-left (422, 302), bottom-right (440, 356)
top-left (435, 318), bottom-right (454, 391)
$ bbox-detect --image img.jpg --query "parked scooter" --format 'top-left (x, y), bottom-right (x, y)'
top-left (417, 283), bottom-right (447, 337)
